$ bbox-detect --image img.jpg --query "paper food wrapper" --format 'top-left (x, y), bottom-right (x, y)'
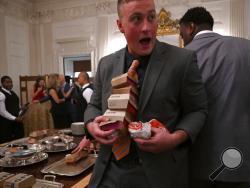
top-left (103, 109), bottom-right (134, 125)
top-left (128, 119), bottom-right (166, 139)
top-left (128, 122), bottom-right (151, 139)
top-left (108, 93), bottom-right (137, 110)
top-left (99, 120), bottom-right (129, 139)
top-left (111, 72), bottom-right (138, 89)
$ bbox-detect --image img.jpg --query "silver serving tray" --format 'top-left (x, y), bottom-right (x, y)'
top-left (0, 144), bottom-right (45, 157)
top-left (33, 175), bottom-right (64, 188)
top-left (44, 142), bottom-right (77, 153)
top-left (33, 179), bottom-right (64, 188)
top-left (41, 156), bottom-right (96, 176)
top-left (8, 149), bottom-right (36, 158)
top-left (40, 135), bottom-right (76, 153)
top-left (0, 152), bottom-right (48, 168)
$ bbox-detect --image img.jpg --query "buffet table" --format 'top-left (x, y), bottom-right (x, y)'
top-left (0, 136), bottom-right (93, 188)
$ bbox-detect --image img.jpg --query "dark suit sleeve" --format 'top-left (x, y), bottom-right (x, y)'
top-left (84, 59), bottom-right (104, 123)
top-left (176, 52), bottom-right (207, 143)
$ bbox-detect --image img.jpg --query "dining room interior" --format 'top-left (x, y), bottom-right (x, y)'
top-left (0, 0), bottom-right (250, 187)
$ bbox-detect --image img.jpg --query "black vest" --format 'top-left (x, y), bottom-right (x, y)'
top-left (72, 84), bottom-right (93, 121)
top-left (0, 87), bottom-right (19, 117)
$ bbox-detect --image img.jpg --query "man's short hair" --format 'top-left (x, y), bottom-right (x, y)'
top-left (117, 0), bottom-right (136, 18)
top-left (1, 76), bottom-right (11, 84)
top-left (180, 7), bottom-right (214, 29)
top-left (79, 71), bottom-right (90, 82)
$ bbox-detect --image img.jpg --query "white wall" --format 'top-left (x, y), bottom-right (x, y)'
top-left (244, 0), bottom-right (250, 39)
top-left (0, 12), bottom-right (7, 76)
top-left (5, 16), bottom-right (29, 95)
top-left (52, 17), bottom-right (97, 74)
top-left (105, 14), bottom-right (126, 56)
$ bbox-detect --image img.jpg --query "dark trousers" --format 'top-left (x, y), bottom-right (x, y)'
top-left (0, 119), bottom-right (24, 144)
top-left (98, 156), bottom-right (150, 188)
top-left (190, 179), bottom-right (250, 188)
top-left (51, 113), bottom-right (71, 129)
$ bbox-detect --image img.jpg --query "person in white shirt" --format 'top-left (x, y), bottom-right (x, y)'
top-left (71, 72), bottom-right (94, 153)
top-left (78, 72), bottom-right (93, 104)
top-left (0, 76), bottom-right (24, 143)
top-left (70, 72), bottom-right (93, 122)
top-left (0, 92), bottom-right (16, 121)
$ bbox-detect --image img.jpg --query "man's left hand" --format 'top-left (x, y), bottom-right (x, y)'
top-left (134, 127), bottom-right (177, 153)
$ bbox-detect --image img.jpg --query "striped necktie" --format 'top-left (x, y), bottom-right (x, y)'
top-left (111, 60), bottom-right (140, 160)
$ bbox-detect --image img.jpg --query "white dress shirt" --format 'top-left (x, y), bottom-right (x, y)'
top-left (0, 91), bottom-right (16, 120)
top-left (81, 83), bottom-right (93, 103)
top-left (194, 30), bottom-right (215, 38)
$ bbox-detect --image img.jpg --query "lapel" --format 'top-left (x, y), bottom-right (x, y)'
top-left (138, 40), bottom-right (166, 112)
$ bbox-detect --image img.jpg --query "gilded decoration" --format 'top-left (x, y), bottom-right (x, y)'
top-left (157, 8), bottom-right (179, 36)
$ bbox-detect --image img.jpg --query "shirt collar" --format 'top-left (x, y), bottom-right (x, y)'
top-left (194, 30), bottom-right (215, 39)
top-left (82, 83), bottom-right (90, 89)
top-left (125, 47), bottom-right (151, 72)
top-left (1, 87), bottom-right (11, 95)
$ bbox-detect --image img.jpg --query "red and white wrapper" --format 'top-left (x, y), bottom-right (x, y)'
top-left (128, 122), bottom-right (151, 139)
top-left (128, 119), bottom-right (166, 139)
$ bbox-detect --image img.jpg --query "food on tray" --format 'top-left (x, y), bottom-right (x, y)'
top-left (28, 129), bottom-right (59, 144)
top-left (7, 147), bottom-right (19, 153)
top-left (27, 137), bottom-right (37, 144)
top-left (39, 134), bottom-right (75, 152)
top-left (29, 129), bottom-right (48, 138)
top-left (5, 144), bottom-right (28, 154)
top-left (65, 150), bottom-right (88, 164)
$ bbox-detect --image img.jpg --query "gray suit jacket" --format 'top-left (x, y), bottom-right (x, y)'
top-left (186, 32), bottom-right (250, 181)
top-left (85, 40), bottom-right (207, 188)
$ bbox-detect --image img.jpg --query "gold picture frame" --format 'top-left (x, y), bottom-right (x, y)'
top-left (157, 8), bottom-right (183, 47)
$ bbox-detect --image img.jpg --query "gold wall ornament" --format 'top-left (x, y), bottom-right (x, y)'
top-left (157, 8), bottom-right (180, 36)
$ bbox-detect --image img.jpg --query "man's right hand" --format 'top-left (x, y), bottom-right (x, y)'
top-left (86, 116), bottom-right (118, 145)
top-left (15, 116), bottom-right (23, 123)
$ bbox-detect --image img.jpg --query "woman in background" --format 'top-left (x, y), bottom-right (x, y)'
top-left (32, 77), bottom-right (47, 102)
top-left (47, 73), bottom-right (71, 129)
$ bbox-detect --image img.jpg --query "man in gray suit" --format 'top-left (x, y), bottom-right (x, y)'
top-left (180, 7), bottom-right (250, 188)
top-left (84, 1), bottom-right (207, 188)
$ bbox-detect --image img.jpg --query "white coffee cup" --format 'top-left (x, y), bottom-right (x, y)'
top-left (71, 122), bottom-right (85, 136)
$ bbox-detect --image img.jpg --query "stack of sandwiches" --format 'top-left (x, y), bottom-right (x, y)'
top-left (100, 61), bottom-right (139, 136)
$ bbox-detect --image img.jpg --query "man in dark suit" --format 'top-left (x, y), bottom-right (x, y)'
top-left (0, 76), bottom-right (24, 143)
top-left (180, 7), bottom-right (250, 188)
top-left (84, 1), bottom-right (207, 188)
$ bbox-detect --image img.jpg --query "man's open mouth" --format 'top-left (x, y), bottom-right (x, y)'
top-left (139, 37), bottom-right (151, 45)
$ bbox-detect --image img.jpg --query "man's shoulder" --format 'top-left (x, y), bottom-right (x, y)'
top-left (157, 40), bottom-right (195, 55)
top-left (222, 35), bottom-right (250, 46)
top-left (100, 48), bottom-right (125, 64)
